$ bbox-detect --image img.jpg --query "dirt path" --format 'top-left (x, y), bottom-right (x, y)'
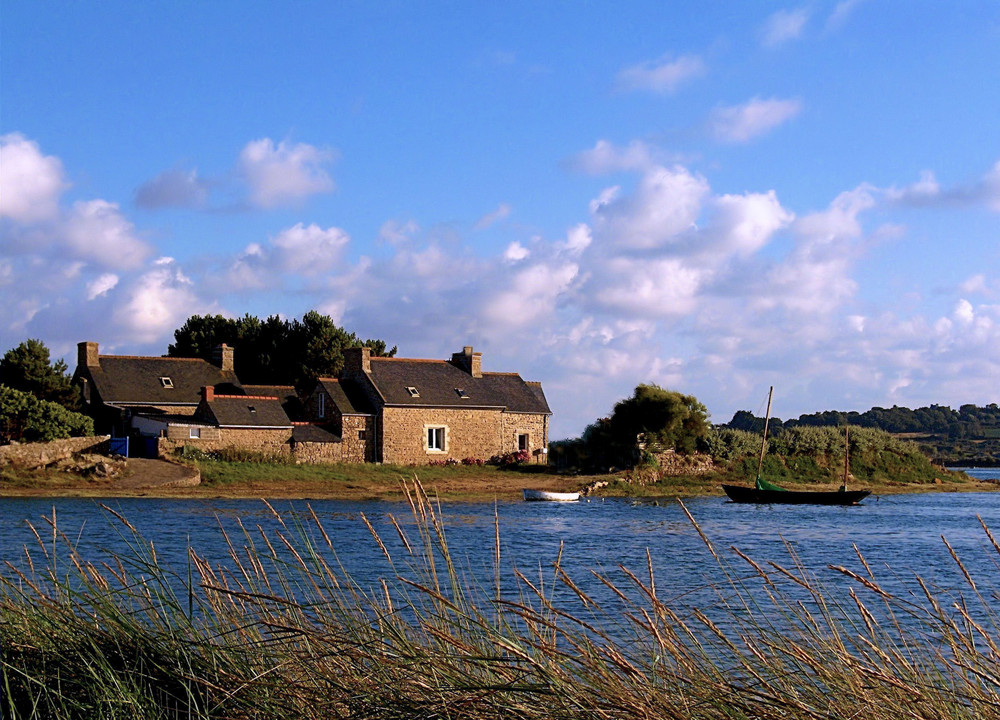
top-left (114, 458), bottom-right (200, 489)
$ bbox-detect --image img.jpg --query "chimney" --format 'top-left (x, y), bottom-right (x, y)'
top-left (343, 346), bottom-right (372, 377)
top-left (212, 343), bottom-right (234, 372)
top-left (451, 346), bottom-right (482, 378)
top-left (201, 386), bottom-right (215, 403)
top-left (78, 341), bottom-right (99, 368)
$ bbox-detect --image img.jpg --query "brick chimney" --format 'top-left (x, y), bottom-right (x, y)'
top-left (78, 341), bottom-right (99, 368)
top-left (212, 343), bottom-right (234, 372)
top-left (451, 346), bottom-right (482, 378)
top-left (201, 386), bottom-right (215, 403)
top-left (343, 346), bottom-right (371, 377)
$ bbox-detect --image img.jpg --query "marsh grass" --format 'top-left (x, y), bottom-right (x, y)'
top-left (3, 481), bottom-right (1000, 719)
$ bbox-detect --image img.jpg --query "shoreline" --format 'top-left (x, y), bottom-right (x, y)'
top-left (2, 464), bottom-right (994, 502)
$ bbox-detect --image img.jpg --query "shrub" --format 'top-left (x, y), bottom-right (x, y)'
top-left (0, 385), bottom-right (94, 443)
top-left (489, 450), bottom-right (530, 469)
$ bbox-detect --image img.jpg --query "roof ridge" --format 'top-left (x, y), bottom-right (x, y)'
top-left (213, 394), bottom-right (279, 400)
top-left (371, 357), bottom-right (448, 364)
top-left (100, 355), bottom-right (209, 362)
top-left (484, 371), bottom-right (521, 377)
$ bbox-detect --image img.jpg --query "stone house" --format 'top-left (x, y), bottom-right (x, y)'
top-left (72, 341), bottom-right (243, 437)
top-left (302, 346), bottom-right (551, 464)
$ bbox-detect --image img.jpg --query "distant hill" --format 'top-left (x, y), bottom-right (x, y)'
top-left (722, 403), bottom-right (1000, 467)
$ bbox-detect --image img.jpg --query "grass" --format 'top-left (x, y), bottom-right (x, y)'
top-left (4, 479), bottom-right (1000, 719)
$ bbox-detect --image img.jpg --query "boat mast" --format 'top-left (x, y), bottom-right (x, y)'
top-left (756, 386), bottom-right (773, 480)
top-left (841, 425), bottom-right (850, 491)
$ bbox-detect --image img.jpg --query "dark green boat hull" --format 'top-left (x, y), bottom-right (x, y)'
top-left (722, 484), bottom-right (871, 505)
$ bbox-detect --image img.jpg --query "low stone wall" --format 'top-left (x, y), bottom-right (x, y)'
top-left (292, 441), bottom-right (342, 464)
top-left (0, 436), bottom-right (111, 470)
top-left (651, 450), bottom-right (716, 476)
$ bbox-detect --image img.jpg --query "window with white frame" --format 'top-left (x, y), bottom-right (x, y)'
top-left (189, 427), bottom-right (201, 439)
top-left (427, 426), bottom-right (445, 452)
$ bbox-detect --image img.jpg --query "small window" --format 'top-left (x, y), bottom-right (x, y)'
top-left (358, 429), bottom-right (366, 441)
top-left (427, 426), bottom-right (445, 452)
top-left (248, 406), bottom-right (257, 414)
top-left (406, 386), bottom-right (420, 398)
top-left (189, 427), bottom-right (201, 439)
top-left (455, 388), bottom-right (469, 399)
top-left (159, 377), bottom-right (174, 388)
top-left (318, 392), bottom-right (326, 418)
top-left (518, 433), bottom-right (529, 452)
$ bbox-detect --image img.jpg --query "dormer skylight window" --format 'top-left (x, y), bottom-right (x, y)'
top-left (248, 406), bottom-right (257, 414)
top-left (406, 386), bottom-right (420, 398)
top-left (456, 388), bottom-right (469, 399)
top-left (159, 377), bottom-right (174, 389)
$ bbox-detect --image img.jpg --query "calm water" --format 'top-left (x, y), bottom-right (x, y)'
top-left (3, 468), bottom-right (1000, 619)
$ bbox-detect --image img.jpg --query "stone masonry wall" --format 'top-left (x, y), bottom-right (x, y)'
top-left (0, 435), bottom-right (111, 470)
top-left (158, 428), bottom-right (292, 457)
top-left (380, 407), bottom-right (503, 464)
top-left (341, 415), bottom-right (373, 463)
top-left (500, 413), bottom-right (549, 464)
top-left (292, 440), bottom-right (342, 464)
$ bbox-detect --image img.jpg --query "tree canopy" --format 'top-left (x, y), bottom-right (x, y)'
top-left (0, 385), bottom-right (94, 443)
top-left (168, 311), bottom-right (396, 388)
top-left (580, 384), bottom-right (710, 468)
top-left (0, 339), bottom-right (80, 411)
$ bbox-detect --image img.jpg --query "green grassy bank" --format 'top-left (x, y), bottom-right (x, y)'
top-left (4, 481), bottom-right (1000, 719)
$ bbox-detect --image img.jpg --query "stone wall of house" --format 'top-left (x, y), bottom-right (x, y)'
top-left (292, 440), bottom-right (342, 464)
top-left (500, 413), bottom-right (550, 464)
top-left (341, 415), bottom-right (373, 463)
top-left (380, 407), bottom-right (503, 464)
top-left (0, 435), bottom-right (111, 470)
top-left (158, 428), bottom-right (292, 457)
top-left (165, 425), bottom-right (221, 441)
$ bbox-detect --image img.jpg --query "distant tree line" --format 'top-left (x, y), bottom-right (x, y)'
top-left (169, 311), bottom-right (397, 389)
top-left (723, 403), bottom-right (1000, 439)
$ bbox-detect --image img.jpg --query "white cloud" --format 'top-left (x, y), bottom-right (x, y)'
top-left (562, 224), bottom-right (592, 255)
top-left (86, 273), bottom-right (119, 300)
top-left (827, 0), bottom-right (867, 31)
top-left (954, 299), bottom-right (975, 325)
top-left (379, 219), bottom-right (420, 246)
top-left (616, 54), bottom-right (706, 94)
top-left (959, 274), bottom-right (989, 295)
top-left (886, 170), bottom-right (941, 205)
top-left (705, 190), bottom-right (794, 256)
top-left (710, 97), bottom-right (803, 143)
top-left (474, 203), bottom-right (512, 230)
top-left (134, 168), bottom-right (209, 209)
top-left (762, 8), bottom-right (810, 47)
top-left (590, 257), bottom-right (704, 318)
top-left (983, 160), bottom-right (1000, 212)
top-left (270, 222), bottom-right (350, 275)
top-left (63, 200), bottom-right (151, 269)
top-left (112, 259), bottom-right (202, 344)
top-left (571, 140), bottom-right (655, 174)
top-left (238, 138), bottom-right (335, 208)
top-left (481, 262), bottom-right (579, 329)
top-left (592, 165), bottom-right (709, 250)
top-left (0, 133), bottom-right (68, 223)
top-left (503, 241), bottom-right (530, 262)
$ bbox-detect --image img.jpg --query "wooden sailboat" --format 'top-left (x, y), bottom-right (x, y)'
top-left (722, 387), bottom-right (871, 505)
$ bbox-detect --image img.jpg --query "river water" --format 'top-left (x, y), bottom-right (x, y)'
top-left (3, 469), bottom-right (1000, 623)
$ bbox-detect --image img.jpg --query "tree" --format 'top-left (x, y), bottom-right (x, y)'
top-left (582, 384), bottom-right (710, 468)
top-left (168, 311), bottom-right (396, 388)
top-left (0, 385), bottom-right (94, 443)
top-left (0, 339), bottom-right (80, 411)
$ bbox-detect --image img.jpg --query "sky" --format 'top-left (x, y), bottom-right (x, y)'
top-left (1, 1), bottom-right (999, 439)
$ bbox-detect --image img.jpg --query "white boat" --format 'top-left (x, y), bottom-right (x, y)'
top-left (522, 489), bottom-right (580, 502)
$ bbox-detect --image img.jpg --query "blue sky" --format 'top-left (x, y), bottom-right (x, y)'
top-left (2, 1), bottom-right (999, 439)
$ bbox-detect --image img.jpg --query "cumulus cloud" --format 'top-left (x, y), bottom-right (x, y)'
top-left (238, 138), bottom-right (335, 208)
top-left (270, 223), bottom-right (350, 274)
top-left (503, 241), bottom-right (530, 262)
top-left (63, 200), bottom-right (151, 269)
top-left (0, 133), bottom-right (68, 223)
top-left (570, 140), bottom-right (655, 175)
top-left (562, 224), bottom-right (592, 255)
top-left (86, 273), bottom-right (119, 300)
top-left (761, 8), bottom-right (810, 47)
top-left (616, 54), bottom-right (706, 94)
top-left (134, 168), bottom-right (209, 209)
top-left (379, 219), bottom-right (420, 246)
top-left (474, 203), bottom-right (511, 230)
top-left (704, 191), bottom-right (794, 257)
top-left (481, 262), bottom-right (579, 329)
top-left (112, 258), bottom-right (202, 344)
top-left (591, 165), bottom-right (709, 250)
top-left (710, 97), bottom-right (802, 143)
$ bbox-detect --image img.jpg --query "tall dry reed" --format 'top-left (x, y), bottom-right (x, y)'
top-left (3, 479), bottom-right (1000, 719)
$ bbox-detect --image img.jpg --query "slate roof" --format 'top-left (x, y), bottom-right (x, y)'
top-left (84, 356), bottom-right (242, 406)
top-left (367, 359), bottom-right (551, 414)
top-left (315, 378), bottom-right (374, 415)
top-left (201, 396), bottom-right (292, 428)
top-left (292, 424), bottom-right (341, 443)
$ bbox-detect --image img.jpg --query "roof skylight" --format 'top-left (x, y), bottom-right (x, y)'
top-left (159, 377), bottom-right (174, 389)
top-left (406, 386), bottom-right (420, 398)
